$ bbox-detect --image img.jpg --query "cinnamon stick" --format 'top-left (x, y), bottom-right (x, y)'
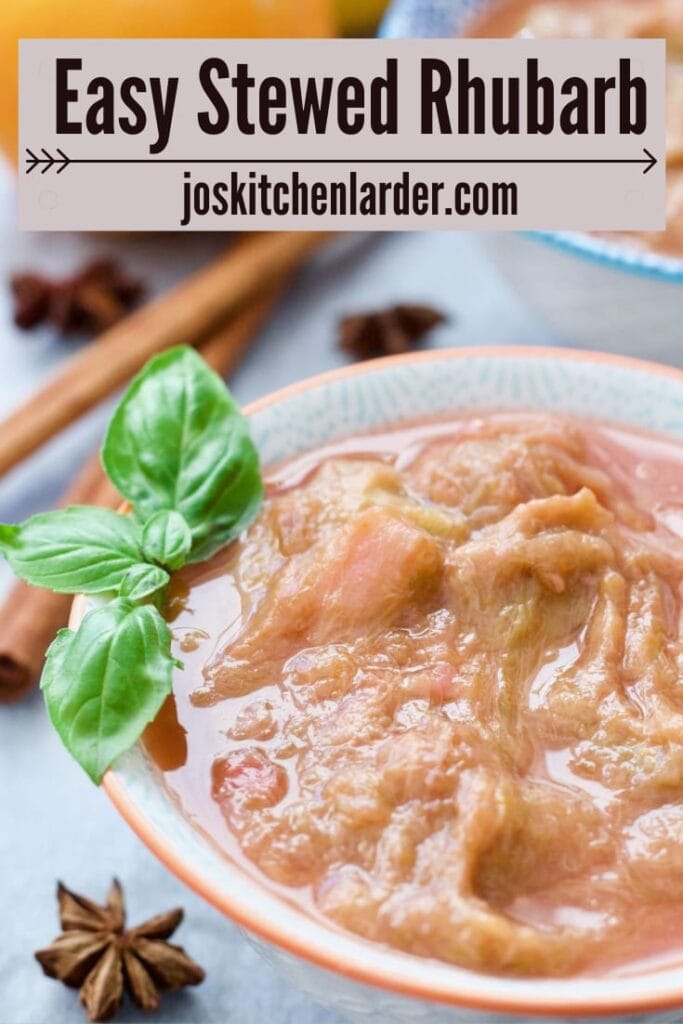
top-left (0, 231), bottom-right (332, 477)
top-left (0, 276), bottom-right (291, 703)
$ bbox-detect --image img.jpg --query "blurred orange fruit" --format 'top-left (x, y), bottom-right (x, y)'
top-left (0, 0), bottom-right (335, 165)
top-left (336, 0), bottom-right (388, 36)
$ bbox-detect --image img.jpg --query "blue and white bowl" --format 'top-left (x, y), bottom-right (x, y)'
top-left (381, 0), bottom-right (683, 362)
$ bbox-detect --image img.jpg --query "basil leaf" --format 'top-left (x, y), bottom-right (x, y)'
top-left (142, 510), bottom-right (192, 570)
top-left (40, 628), bottom-right (75, 705)
top-left (41, 598), bottom-right (175, 783)
top-left (0, 507), bottom-right (142, 593)
top-left (119, 563), bottom-right (169, 601)
top-left (102, 346), bottom-right (263, 563)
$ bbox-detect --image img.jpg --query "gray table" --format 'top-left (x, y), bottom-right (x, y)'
top-left (0, 161), bottom-right (557, 1024)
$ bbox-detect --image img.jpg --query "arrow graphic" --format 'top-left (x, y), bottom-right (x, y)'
top-left (25, 148), bottom-right (71, 174)
top-left (25, 147), bottom-right (658, 174)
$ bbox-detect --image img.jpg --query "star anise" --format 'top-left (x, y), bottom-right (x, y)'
top-left (338, 302), bottom-right (447, 361)
top-left (10, 258), bottom-right (144, 335)
top-left (35, 879), bottom-right (205, 1022)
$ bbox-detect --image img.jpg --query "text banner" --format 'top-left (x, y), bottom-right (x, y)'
top-left (19, 38), bottom-right (666, 231)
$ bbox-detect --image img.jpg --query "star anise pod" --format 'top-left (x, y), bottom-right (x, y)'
top-left (35, 879), bottom-right (205, 1022)
top-left (338, 302), bottom-right (447, 361)
top-left (10, 258), bottom-right (144, 335)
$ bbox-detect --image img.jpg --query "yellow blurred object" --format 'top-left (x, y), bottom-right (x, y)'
top-left (336, 0), bottom-right (388, 35)
top-left (0, 0), bottom-right (336, 166)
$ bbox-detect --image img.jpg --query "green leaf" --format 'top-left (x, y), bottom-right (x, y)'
top-left (41, 598), bottom-right (175, 783)
top-left (40, 628), bottom-right (76, 701)
top-left (102, 346), bottom-right (263, 563)
top-left (142, 510), bottom-right (192, 570)
top-left (0, 524), bottom-right (19, 549)
top-left (118, 563), bottom-right (169, 601)
top-left (0, 507), bottom-right (143, 593)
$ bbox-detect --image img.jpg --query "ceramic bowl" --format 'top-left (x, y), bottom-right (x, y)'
top-left (74, 349), bottom-right (683, 1024)
top-left (380, 0), bottom-right (683, 362)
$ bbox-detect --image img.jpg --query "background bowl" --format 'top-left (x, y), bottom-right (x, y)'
top-left (87, 348), bottom-right (683, 1024)
top-left (380, 0), bottom-right (683, 363)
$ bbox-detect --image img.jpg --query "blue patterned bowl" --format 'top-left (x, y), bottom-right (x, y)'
top-left (380, 0), bottom-right (683, 360)
top-left (380, 0), bottom-right (683, 283)
top-left (84, 348), bottom-right (683, 1024)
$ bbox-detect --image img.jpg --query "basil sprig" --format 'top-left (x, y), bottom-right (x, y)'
top-left (102, 346), bottom-right (262, 563)
top-left (0, 508), bottom-right (144, 594)
top-left (42, 601), bottom-right (177, 784)
top-left (0, 346), bottom-right (263, 783)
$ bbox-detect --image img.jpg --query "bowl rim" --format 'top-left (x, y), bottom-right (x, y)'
top-left (379, 0), bottom-right (683, 284)
top-left (95, 345), bottom-right (683, 1018)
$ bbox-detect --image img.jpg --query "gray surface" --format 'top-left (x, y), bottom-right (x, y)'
top-left (0, 162), bottom-right (557, 1024)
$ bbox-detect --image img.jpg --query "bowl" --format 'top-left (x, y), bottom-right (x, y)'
top-left (380, 0), bottom-right (683, 363)
top-left (75, 348), bottom-right (683, 1024)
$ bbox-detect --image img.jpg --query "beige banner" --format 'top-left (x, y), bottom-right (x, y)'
top-left (19, 38), bottom-right (666, 232)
